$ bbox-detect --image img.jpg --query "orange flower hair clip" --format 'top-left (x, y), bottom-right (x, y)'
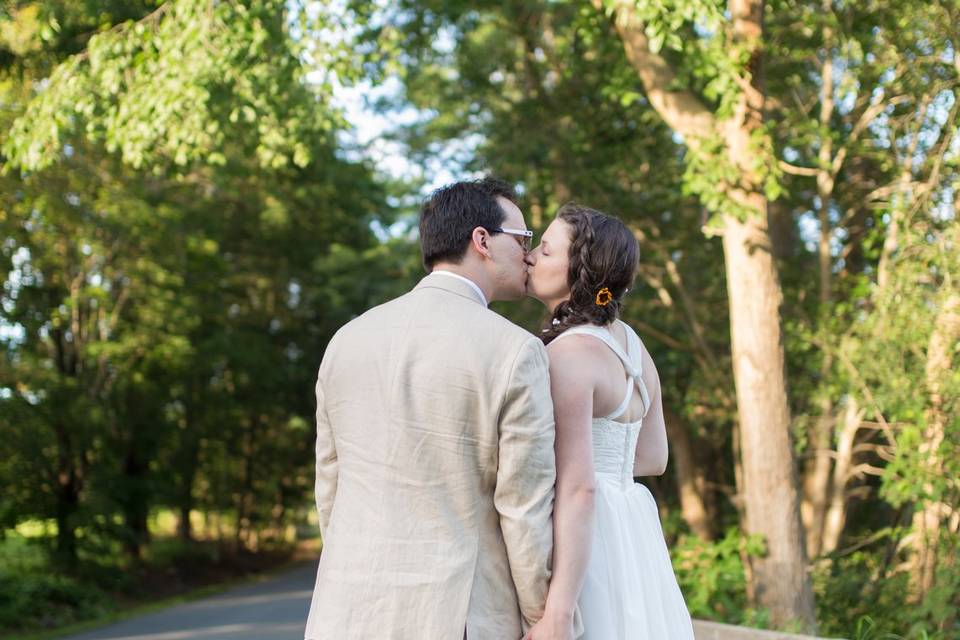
top-left (595, 287), bottom-right (614, 307)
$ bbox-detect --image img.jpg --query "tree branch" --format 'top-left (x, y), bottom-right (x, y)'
top-left (780, 160), bottom-right (819, 177)
top-left (598, 0), bottom-right (716, 140)
top-left (72, 3), bottom-right (171, 63)
top-left (631, 319), bottom-right (693, 352)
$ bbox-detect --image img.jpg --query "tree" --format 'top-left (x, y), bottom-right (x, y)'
top-left (335, 0), bottom-right (959, 632)
top-left (350, 0), bottom-right (736, 543)
top-left (0, 0), bottom-right (401, 567)
top-left (4, 0), bottom-right (334, 174)
top-left (759, 0), bottom-right (960, 567)
top-left (593, 0), bottom-right (816, 627)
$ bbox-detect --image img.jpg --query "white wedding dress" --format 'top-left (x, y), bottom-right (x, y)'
top-left (553, 322), bottom-right (695, 639)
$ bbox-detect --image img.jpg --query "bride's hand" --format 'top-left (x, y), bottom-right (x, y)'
top-left (521, 611), bottom-right (575, 640)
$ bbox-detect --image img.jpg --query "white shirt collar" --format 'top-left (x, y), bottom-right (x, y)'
top-left (431, 270), bottom-right (488, 307)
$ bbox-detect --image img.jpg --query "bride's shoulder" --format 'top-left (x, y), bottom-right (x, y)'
top-left (544, 336), bottom-right (605, 393)
top-left (545, 328), bottom-right (608, 368)
top-left (545, 331), bottom-right (596, 354)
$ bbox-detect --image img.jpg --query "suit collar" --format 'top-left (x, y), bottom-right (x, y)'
top-left (415, 271), bottom-right (488, 307)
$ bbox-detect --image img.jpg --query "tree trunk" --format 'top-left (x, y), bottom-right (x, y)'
top-left (802, 6), bottom-right (838, 558)
top-left (664, 406), bottom-right (715, 540)
top-left (722, 209), bottom-right (816, 630)
top-left (908, 295), bottom-right (960, 601)
top-left (177, 386), bottom-right (203, 542)
top-left (816, 0), bottom-right (835, 312)
top-left (122, 449), bottom-right (150, 560)
top-left (600, 0), bottom-right (816, 625)
top-left (236, 416), bottom-right (257, 552)
top-left (820, 399), bottom-right (863, 555)
top-left (178, 504), bottom-right (193, 542)
top-left (722, 0), bottom-right (815, 625)
top-left (54, 471), bottom-right (79, 567)
top-left (801, 411), bottom-right (834, 559)
top-left (176, 443), bottom-right (198, 543)
top-left (53, 420), bottom-right (80, 567)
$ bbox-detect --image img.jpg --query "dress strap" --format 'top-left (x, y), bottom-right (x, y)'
top-left (553, 322), bottom-right (651, 420)
top-left (625, 324), bottom-right (651, 418)
top-left (553, 325), bottom-right (638, 377)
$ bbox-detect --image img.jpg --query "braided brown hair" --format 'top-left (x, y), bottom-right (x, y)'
top-left (540, 203), bottom-right (640, 345)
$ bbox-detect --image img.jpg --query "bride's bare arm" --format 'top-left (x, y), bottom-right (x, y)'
top-left (633, 348), bottom-right (668, 476)
top-left (530, 337), bottom-right (598, 635)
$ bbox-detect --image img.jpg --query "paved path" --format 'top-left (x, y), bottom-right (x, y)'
top-left (64, 563), bottom-right (317, 640)
top-left (62, 563), bottom-right (835, 640)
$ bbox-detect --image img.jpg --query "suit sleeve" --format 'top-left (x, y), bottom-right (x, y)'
top-left (314, 356), bottom-right (338, 543)
top-left (494, 337), bottom-right (557, 629)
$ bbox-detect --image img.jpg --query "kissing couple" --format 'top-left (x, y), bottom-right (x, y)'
top-left (304, 178), bottom-right (695, 640)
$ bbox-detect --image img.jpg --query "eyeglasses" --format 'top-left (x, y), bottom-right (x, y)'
top-left (489, 227), bottom-right (534, 252)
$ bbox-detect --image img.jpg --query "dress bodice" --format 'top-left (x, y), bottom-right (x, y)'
top-left (552, 321), bottom-right (650, 490)
top-left (592, 417), bottom-right (642, 489)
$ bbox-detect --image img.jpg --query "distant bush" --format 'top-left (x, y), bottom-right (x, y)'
top-left (671, 528), bottom-right (769, 626)
top-left (815, 544), bottom-right (959, 640)
top-left (0, 570), bottom-right (110, 631)
top-left (147, 537), bottom-right (222, 568)
top-left (0, 528), bottom-right (295, 635)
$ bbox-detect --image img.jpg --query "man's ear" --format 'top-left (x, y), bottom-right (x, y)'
top-left (470, 226), bottom-right (492, 259)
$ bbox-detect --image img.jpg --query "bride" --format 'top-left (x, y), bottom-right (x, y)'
top-left (523, 203), bottom-right (695, 640)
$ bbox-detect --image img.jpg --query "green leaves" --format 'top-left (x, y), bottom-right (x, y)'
top-left (671, 527), bottom-right (768, 623)
top-left (4, 0), bottom-right (336, 174)
top-left (0, 0), bottom-right (396, 586)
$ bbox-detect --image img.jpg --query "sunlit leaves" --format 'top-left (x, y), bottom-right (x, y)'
top-left (4, 0), bottom-right (338, 174)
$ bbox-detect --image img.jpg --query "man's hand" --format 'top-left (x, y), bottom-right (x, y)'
top-left (522, 611), bottom-right (575, 640)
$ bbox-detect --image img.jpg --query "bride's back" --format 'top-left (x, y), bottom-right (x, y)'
top-left (549, 319), bottom-right (668, 478)
top-left (589, 321), bottom-right (653, 424)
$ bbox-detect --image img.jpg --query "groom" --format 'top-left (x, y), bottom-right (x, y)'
top-left (304, 178), bottom-right (557, 639)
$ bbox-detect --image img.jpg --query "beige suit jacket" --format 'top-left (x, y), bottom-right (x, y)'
top-left (304, 273), bottom-right (556, 640)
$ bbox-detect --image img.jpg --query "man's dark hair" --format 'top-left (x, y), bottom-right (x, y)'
top-left (419, 177), bottom-right (518, 271)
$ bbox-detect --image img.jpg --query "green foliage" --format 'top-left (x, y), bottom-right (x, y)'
top-left (0, 0), bottom-right (403, 596)
top-left (671, 528), bottom-right (768, 625)
top-left (0, 533), bottom-right (110, 630)
top-left (3, 0), bottom-right (339, 173)
top-left (0, 0), bottom-right (958, 636)
top-left (0, 570), bottom-right (110, 630)
top-left (681, 133), bottom-right (750, 227)
top-left (842, 221), bottom-right (960, 507)
top-left (604, 0), bottom-right (734, 116)
top-left (830, 223), bottom-right (960, 635)
top-left (815, 542), bottom-right (959, 639)
top-left (602, 0), bottom-right (784, 220)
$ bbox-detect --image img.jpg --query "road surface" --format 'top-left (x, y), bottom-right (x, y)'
top-left (64, 563), bottom-right (317, 640)
top-left (60, 563), bottom-right (835, 640)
